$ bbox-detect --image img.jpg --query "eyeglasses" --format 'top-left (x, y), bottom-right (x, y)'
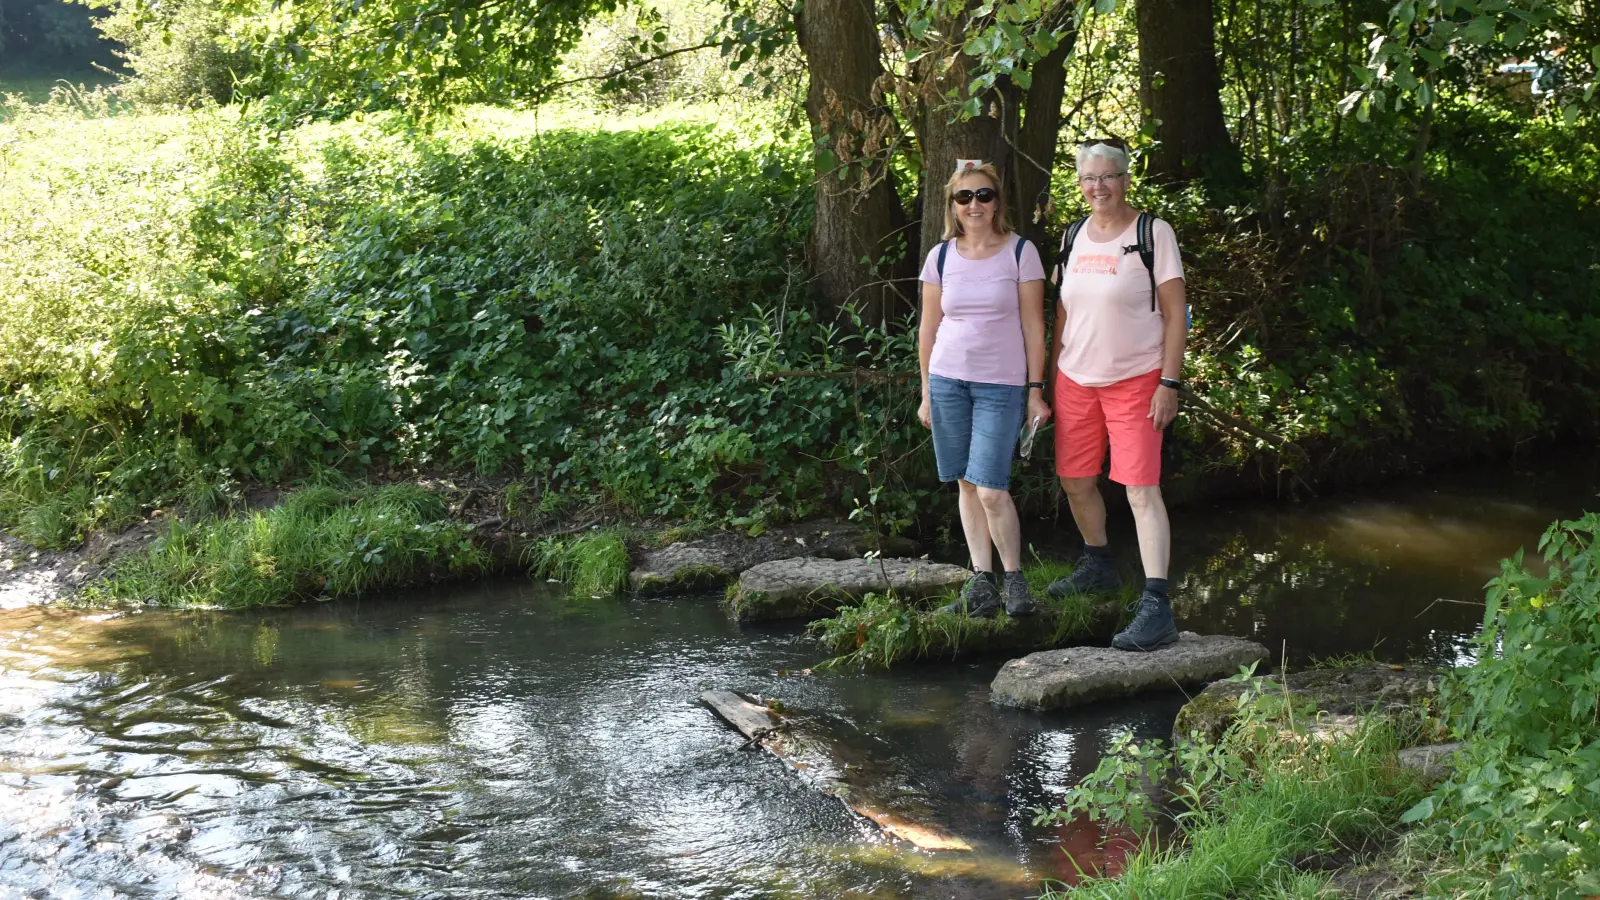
top-left (1078, 172), bottom-right (1127, 187)
top-left (952, 187), bottom-right (998, 205)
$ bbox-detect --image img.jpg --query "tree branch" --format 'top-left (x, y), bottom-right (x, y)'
top-left (533, 39), bottom-right (723, 102)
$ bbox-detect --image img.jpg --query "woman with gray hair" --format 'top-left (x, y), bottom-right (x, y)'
top-left (1046, 138), bottom-right (1189, 651)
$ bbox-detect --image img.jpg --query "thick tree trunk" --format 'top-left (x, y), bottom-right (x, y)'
top-left (796, 0), bottom-right (913, 322)
top-left (914, 9), bottom-right (1075, 262)
top-left (1136, 0), bottom-right (1240, 184)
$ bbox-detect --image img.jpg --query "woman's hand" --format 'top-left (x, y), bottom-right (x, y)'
top-left (1027, 391), bottom-right (1052, 428)
top-left (918, 395), bottom-right (933, 429)
top-left (1149, 385), bottom-right (1178, 431)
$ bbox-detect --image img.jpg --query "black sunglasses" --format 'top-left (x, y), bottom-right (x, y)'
top-left (952, 187), bottom-right (999, 205)
top-left (1080, 137), bottom-right (1128, 151)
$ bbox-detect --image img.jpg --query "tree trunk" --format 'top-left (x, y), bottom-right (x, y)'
top-left (796, 0), bottom-right (913, 322)
top-left (1136, 0), bottom-right (1240, 184)
top-left (1012, 28), bottom-right (1076, 251)
top-left (913, 46), bottom-right (1010, 267)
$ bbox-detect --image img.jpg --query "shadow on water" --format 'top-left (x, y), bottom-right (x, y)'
top-left (0, 452), bottom-right (1595, 898)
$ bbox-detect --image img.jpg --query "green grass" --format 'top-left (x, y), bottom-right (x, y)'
top-left (1040, 705), bottom-right (1428, 899)
top-left (77, 484), bottom-right (490, 609)
top-left (525, 529), bottom-right (630, 598)
top-left (807, 556), bottom-right (1131, 669)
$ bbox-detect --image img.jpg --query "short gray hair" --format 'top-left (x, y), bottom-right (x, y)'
top-left (1076, 141), bottom-right (1130, 173)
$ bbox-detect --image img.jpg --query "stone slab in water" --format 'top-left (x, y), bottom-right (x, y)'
top-left (628, 521), bottom-right (916, 595)
top-left (989, 633), bottom-right (1270, 710)
top-left (1171, 663), bottom-right (1443, 744)
top-left (728, 557), bottom-right (971, 622)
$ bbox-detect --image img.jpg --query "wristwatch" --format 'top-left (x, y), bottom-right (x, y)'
top-left (1158, 377), bottom-right (1184, 390)
top-left (1027, 381), bottom-right (1046, 391)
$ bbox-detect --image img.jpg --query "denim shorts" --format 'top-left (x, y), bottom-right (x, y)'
top-left (928, 374), bottom-right (1025, 491)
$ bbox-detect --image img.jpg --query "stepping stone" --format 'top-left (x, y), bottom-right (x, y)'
top-left (989, 633), bottom-right (1270, 710)
top-left (628, 521), bottom-right (916, 595)
top-left (727, 557), bottom-right (971, 623)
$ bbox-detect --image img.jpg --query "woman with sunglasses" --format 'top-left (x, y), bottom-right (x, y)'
top-left (1045, 138), bottom-right (1188, 652)
top-left (917, 160), bottom-right (1050, 619)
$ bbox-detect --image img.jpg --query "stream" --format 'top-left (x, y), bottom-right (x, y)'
top-left (1, 453), bottom-right (1596, 899)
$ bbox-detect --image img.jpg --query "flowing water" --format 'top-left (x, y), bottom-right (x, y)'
top-left (1, 453), bottom-right (1596, 899)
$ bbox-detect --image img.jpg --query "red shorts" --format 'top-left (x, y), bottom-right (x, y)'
top-left (1053, 369), bottom-right (1164, 486)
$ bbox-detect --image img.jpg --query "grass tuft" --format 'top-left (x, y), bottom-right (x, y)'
top-left (77, 484), bottom-right (487, 609)
top-left (526, 529), bottom-right (629, 598)
top-left (808, 555), bottom-right (1122, 669)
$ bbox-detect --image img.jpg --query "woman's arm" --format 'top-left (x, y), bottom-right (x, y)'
top-left (1020, 279), bottom-right (1051, 424)
top-left (917, 281), bottom-right (943, 428)
top-left (1149, 276), bottom-right (1188, 430)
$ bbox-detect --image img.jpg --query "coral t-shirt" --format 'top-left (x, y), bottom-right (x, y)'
top-left (919, 234), bottom-right (1047, 387)
top-left (1055, 217), bottom-right (1185, 387)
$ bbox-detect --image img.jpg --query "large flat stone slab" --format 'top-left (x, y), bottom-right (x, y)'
top-left (628, 521), bottom-right (916, 595)
top-left (989, 633), bottom-right (1270, 710)
top-left (728, 557), bottom-right (970, 622)
top-left (1172, 663), bottom-right (1443, 744)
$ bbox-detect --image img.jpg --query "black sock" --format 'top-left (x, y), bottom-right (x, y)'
top-left (978, 570), bottom-right (997, 584)
top-left (1144, 577), bottom-right (1169, 598)
top-left (1085, 543), bottom-right (1113, 560)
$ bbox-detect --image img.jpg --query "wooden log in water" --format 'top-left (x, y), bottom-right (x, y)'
top-left (700, 689), bottom-right (972, 852)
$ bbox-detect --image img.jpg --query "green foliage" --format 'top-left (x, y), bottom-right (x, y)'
top-left (89, 0), bottom-right (253, 106)
top-left (807, 557), bottom-right (1106, 669)
top-left (1354, 0), bottom-right (1597, 120)
top-left (1037, 677), bottom-right (1425, 900)
top-left (526, 529), bottom-right (629, 598)
top-left (1404, 511), bottom-right (1600, 897)
top-left (79, 483), bottom-right (488, 608)
top-left (1, 106), bottom-right (934, 539)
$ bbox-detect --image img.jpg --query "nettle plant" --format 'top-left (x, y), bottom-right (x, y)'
top-left (1409, 511), bottom-right (1600, 897)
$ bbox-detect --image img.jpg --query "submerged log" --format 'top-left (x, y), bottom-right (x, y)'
top-left (700, 689), bottom-right (972, 852)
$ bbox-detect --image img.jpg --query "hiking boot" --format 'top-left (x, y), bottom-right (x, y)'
top-left (938, 572), bottom-right (1001, 618)
top-left (1111, 590), bottom-right (1179, 652)
top-left (1046, 551), bottom-right (1122, 599)
top-left (1002, 571), bottom-right (1037, 617)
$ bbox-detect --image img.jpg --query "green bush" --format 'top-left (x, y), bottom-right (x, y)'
top-left (1405, 511), bottom-right (1600, 897)
top-left (91, 0), bottom-right (251, 106)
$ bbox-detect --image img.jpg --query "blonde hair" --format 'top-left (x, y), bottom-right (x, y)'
top-left (941, 162), bottom-right (1011, 241)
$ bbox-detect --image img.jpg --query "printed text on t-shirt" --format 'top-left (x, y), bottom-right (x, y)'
top-left (1072, 253), bottom-right (1119, 276)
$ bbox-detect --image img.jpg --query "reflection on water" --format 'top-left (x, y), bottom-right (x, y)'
top-left (0, 589), bottom-right (1175, 899)
top-left (1, 452), bottom-right (1595, 898)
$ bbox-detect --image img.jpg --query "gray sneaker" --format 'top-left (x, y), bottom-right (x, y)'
top-left (1047, 551), bottom-right (1123, 598)
top-left (937, 572), bottom-right (1001, 618)
top-left (1002, 571), bottom-right (1037, 617)
top-left (1111, 590), bottom-right (1179, 652)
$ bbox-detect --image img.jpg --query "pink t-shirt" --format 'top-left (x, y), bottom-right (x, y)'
top-left (1055, 217), bottom-right (1185, 387)
top-left (920, 234), bottom-right (1046, 387)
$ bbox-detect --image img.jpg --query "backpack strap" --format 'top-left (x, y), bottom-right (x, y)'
top-left (1014, 235), bottom-right (1028, 267)
top-left (1136, 212), bottom-right (1158, 311)
top-left (936, 239), bottom-right (952, 281)
top-left (1054, 217), bottom-right (1088, 284)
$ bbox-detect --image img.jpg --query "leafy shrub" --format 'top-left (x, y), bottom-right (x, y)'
top-left (1036, 671), bottom-right (1426, 899)
top-left (1406, 511), bottom-right (1600, 897)
top-left (93, 0), bottom-right (252, 106)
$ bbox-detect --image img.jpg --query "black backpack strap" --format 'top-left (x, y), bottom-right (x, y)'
top-left (1014, 235), bottom-right (1027, 267)
top-left (936, 239), bottom-right (951, 281)
top-left (1054, 217), bottom-right (1088, 283)
top-left (1137, 212), bottom-right (1158, 311)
